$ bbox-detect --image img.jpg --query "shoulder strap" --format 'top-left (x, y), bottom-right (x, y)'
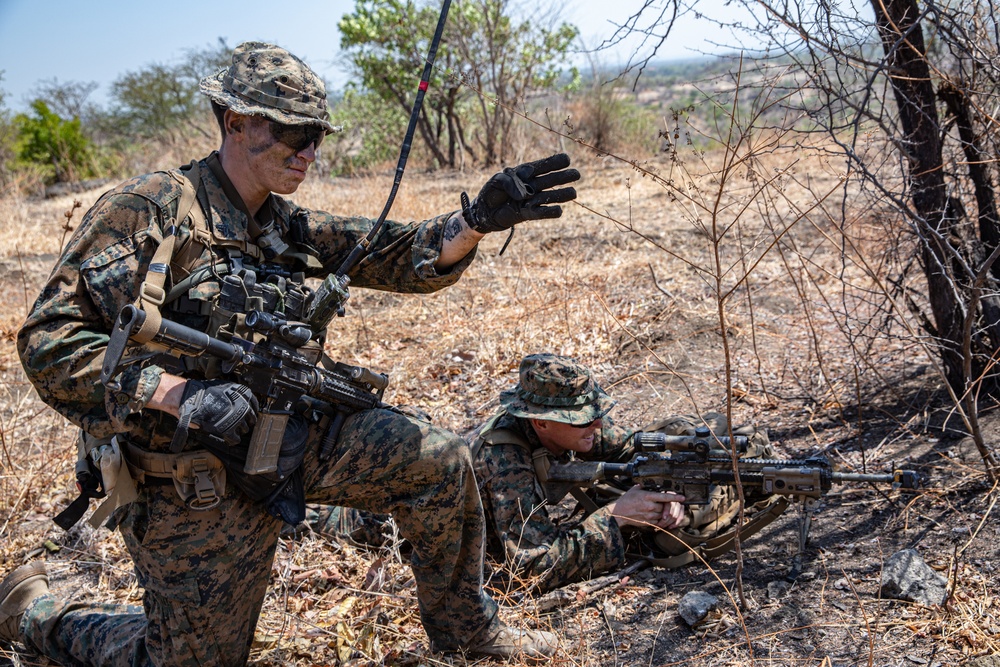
top-left (469, 413), bottom-right (521, 459)
top-left (131, 162), bottom-right (203, 344)
top-left (169, 163), bottom-right (212, 280)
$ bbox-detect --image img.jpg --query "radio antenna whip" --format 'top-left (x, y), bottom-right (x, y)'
top-left (334, 0), bottom-right (454, 278)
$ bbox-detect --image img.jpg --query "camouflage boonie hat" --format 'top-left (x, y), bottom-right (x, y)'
top-left (200, 41), bottom-right (340, 133)
top-left (500, 354), bottom-right (616, 426)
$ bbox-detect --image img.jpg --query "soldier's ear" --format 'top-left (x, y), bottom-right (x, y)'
top-left (529, 418), bottom-right (551, 434)
top-left (223, 110), bottom-right (246, 137)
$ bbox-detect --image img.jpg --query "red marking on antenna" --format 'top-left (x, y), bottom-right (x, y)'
top-left (419, 80), bottom-right (429, 91)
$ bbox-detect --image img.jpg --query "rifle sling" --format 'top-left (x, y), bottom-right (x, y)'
top-left (569, 483), bottom-right (601, 515)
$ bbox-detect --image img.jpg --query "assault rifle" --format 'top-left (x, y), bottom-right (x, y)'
top-left (100, 301), bottom-right (388, 474)
top-left (547, 427), bottom-right (919, 574)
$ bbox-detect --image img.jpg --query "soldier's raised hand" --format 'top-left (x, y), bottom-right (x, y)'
top-left (462, 153), bottom-right (580, 233)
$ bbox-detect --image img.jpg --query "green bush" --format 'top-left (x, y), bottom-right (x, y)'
top-left (326, 85), bottom-right (408, 176)
top-left (14, 100), bottom-right (98, 184)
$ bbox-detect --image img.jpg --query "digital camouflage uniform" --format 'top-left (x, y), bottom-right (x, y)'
top-left (471, 411), bottom-right (635, 593)
top-left (468, 354), bottom-right (769, 595)
top-left (15, 44), bottom-right (501, 667)
top-left (295, 504), bottom-right (395, 546)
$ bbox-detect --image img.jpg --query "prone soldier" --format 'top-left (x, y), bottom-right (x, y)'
top-left (467, 353), bottom-right (773, 594)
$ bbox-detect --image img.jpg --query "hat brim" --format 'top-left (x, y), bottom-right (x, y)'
top-left (199, 72), bottom-right (341, 134)
top-left (500, 388), bottom-right (616, 426)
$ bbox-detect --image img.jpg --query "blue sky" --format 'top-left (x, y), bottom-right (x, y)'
top-left (0, 0), bottom-right (741, 112)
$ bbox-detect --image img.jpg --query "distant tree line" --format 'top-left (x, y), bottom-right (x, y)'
top-left (612, 0), bottom-right (1000, 477)
top-left (0, 0), bottom-right (675, 194)
top-left (0, 39), bottom-right (232, 193)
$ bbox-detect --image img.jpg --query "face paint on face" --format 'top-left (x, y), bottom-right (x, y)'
top-left (239, 116), bottom-right (318, 198)
top-left (246, 128), bottom-right (279, 156)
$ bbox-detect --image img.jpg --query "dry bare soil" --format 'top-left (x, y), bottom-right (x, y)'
top-left (1, 144), bottom-right (998, 667)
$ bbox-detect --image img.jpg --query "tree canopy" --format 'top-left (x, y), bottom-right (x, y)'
top-left (338, 0), bottom-right (578, 167)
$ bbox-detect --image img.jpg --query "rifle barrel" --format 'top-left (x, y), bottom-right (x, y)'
top-left (153, 314), bottom-right (245, 361)
top-left (832, 469), bottom-right (919, 489)
top-left (101, 304), bottom-right (244, 387)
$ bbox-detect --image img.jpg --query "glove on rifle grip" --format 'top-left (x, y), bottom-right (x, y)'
top-left (171, 379), bottom-right (259, 452)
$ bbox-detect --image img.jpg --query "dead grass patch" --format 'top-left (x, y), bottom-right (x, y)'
top-left (0, 143), bottom-right (997, 666)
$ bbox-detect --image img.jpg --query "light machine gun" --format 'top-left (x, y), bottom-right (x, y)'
top-left (548, 428), bottom-right (919, 502)
top-left (547, 427), bottom-right (919, 573)
top-left (100, 300), bottom-right (388, 474)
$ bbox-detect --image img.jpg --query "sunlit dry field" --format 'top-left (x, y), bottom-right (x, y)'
top-left (1, 138), bottom-right (998, 666)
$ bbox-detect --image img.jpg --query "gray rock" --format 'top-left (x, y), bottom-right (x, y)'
top-left (880, 549), bottom-right (948, 606)
top-left (677, 590), bottom-right (718, 626)
top-left (767, 579), bottom-right (790, 599)
top-left (963, 656), bottom-right (1000, 667)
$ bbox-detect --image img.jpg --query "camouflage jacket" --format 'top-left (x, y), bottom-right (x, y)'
top-left (17, 154), bottom-right (475, 448)
top-left (469, 410), bottom-right (635, 594)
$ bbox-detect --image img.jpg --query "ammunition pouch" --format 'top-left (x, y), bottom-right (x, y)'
top-left (194, 414), bottom-right (309, 525)
top-left (120, 415), bottom-right (307, 525)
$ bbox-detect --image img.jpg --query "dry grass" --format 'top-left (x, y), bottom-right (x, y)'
top-left (1, 136), bottom-right (998, 666)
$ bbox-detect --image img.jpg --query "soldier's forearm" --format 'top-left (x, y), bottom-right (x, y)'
top-left (147, 373), bottom-right (187, 418)
top-left (435, 212), bottom-right (485, 270)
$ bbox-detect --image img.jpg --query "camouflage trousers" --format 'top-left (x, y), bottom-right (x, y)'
top-left (293, 505), bottom-right (394, 547)
top-left (20, 408), bottom-right (500, 666)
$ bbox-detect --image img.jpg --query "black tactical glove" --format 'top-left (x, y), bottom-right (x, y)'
top-left (462, 153), bottom-right (580, 234)
top-left (170, 379), bottom-right (259, 451)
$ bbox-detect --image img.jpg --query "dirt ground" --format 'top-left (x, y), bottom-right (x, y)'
top-left (1, 145), bottom-right (998, 666)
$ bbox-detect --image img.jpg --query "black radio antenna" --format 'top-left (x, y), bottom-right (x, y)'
top-left (334, 0), bottom-right (454, 277)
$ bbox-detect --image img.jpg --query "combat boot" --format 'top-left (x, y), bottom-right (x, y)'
top-left (466, 623), bottom-right (558, 662)
top-left (0, 561), bottom-right (49, 643)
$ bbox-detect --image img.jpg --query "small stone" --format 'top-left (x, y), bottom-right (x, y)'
top-left (678, 591), bottom-right (718, 626)
top-left (881, 549), bottom-right (948, 606)
top-left (767, 580), bottom-right (790, 599)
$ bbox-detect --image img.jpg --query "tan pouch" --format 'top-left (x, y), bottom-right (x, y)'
top-left (124, 445), bottom-right (227, 510)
